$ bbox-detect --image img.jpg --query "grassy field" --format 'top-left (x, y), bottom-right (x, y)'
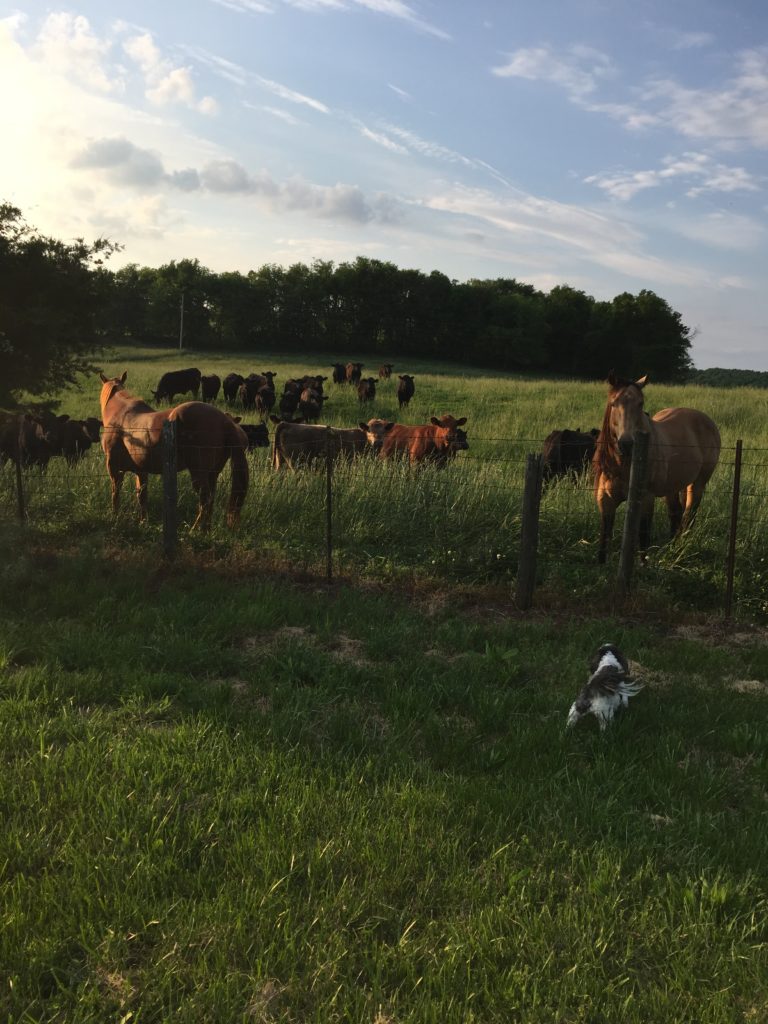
top-left (3, 346), bottom-right (768, 1020)
top-left (2, 526), bottom-right (768, 1022)
top-left (2, 343), bottom-right (767, 618)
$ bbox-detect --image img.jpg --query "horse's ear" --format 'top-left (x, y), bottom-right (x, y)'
top-left (635, 374), bottom-right (649, 389)
top-left (120, 371), bottom-right (128, 384)
top-left (99, 372), bottom-right (108, 383)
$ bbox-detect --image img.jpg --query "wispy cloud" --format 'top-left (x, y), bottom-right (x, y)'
top-left (123, 30), bottom-right (218, 114)
top-left (32, 12), bottom-right (123, 94)
top-left (208, 0), bottom-right (449, 38)
top-left (359, 124), bottom-right (408, 153)
top-left (670, 30), bottom-right (714, 50)
top-left (492, 44), bottom-right (614, 99)
top-left (388, 83), bottom-right (411, 101)
top-left (184, 44), bottom-right (329, 112)
top-left (585, 152), bottom-right (762, 201)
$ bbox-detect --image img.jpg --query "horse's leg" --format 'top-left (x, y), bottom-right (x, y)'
top-left (189, 472), bottom-right (216, 531)
top-left (135, 472), bottom-right (149, 521)
top-left (665, 492), bottom-right (684, 538)
top-left (108, 464), bottom-right (124, 516)
top-left (682, 480), bottom-right (707, 532)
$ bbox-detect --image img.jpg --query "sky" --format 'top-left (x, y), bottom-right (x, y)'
top-left (1, 1), bottom-right (767, 370)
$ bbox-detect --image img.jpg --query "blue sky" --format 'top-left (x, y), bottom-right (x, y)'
top-left (2, 1), bottom-right (766, 368)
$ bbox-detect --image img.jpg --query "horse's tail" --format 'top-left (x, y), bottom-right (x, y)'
top-left (226, 423), bottom-right (249, 528)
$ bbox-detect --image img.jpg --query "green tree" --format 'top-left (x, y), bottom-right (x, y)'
top-left (0, 203), bottom-right (118, 408)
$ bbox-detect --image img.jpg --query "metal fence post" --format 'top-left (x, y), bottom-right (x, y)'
top-left (162, 419), bottom-right (178, 558)
top-left (617, 431), bottom-right (650, 595)
top-left (325, 426), bottom-right (334, 581)
top-left (516, 453), bottom-right (543, 610)
top-left (724, 439), bottom-right (743, 619)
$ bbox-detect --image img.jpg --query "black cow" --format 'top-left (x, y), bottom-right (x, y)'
top-left (201, 374), bottom-right (221, 402)
top-left (238, 380), bottom-right (257, 410)
top-left (153, 367), bottom-right (202, 403)
top-left (542, 428), bottom-right (600, 483)
top-left (60, 418), bottom-right (101, 465)
top-left (239, 423), bottom-right (270, 451)
top-left (278, 386), bottom-right (301, 421)
top-left (378, 363), bottom-right (394, 379)
top-left (298, 387), bottom-right (328, 423)
top-left (357, 378), bottom-right (377, 403)
top-left (397, 374), bottom-right (415, 409)
top-left (332, 363), bottom-right (347, 385)
top-left (255, 385), bottom-right (276, 418)
top-left (223, 373), bottom-right (245, 403)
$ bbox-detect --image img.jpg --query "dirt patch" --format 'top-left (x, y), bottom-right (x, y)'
top-left (328, 632), bottom-right (371, 668)
top-left (729, 679), bottom-right (768, 695)
top-left (648, 813), bottom-right (673, 828)
top-left (241, 625), bottom-right (315, 654)
top-left (672, 623), bottom-right (768, 649)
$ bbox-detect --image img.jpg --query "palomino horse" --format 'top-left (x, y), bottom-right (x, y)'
top-left (99, 372), bottom-right (249, 530)
top-left (593, 372), bottom-right (721, 563)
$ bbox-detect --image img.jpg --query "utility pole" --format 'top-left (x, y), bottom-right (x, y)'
top-left (178, 291), bottom-right (185, 350)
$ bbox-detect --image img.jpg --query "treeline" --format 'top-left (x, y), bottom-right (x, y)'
top-left (688, 367), bottom-right (768, 389)
top-left (103, 256), bottom-right (693, 382)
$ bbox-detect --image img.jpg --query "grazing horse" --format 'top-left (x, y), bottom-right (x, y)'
top-left (99, 372), bottom-right (249, 530)
top-left (593, 372), bottom-right (721, 563)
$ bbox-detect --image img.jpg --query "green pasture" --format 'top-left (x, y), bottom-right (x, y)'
top-left (3, 343), bottom-right (767, 618)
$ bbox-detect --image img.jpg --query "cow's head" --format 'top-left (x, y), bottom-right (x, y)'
top-left (359, 418), bottom-right (395, 451)
top-left (430, 415), bottom-right (469, 453)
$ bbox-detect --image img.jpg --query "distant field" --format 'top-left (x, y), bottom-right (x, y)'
top-left (3, 343), bottom-right (768, 618)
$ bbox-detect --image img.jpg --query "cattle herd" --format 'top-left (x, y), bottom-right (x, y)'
top-left (1, 359), bottom-right (599, 488)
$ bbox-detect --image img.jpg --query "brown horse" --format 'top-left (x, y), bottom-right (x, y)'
top-left (593, 372), bottom-right (721, 563)
top-left (99, 372), bottom-right (249, 530)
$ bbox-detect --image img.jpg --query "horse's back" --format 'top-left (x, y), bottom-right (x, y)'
top-left (651, 407), bottom-right (721, 489)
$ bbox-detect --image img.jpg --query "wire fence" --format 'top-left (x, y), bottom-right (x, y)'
top-left (2, 426), bottom-right (767, 619)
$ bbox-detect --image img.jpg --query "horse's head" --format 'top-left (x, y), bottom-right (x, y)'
top-left (605, 372), bottom-right (649, 459)
top-left (99, 371), bottom-right (128, 414)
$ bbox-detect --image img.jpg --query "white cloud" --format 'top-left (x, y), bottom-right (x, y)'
top-left (492, 44), bottom-right (614, 99)
top-left (670, 30), bottom-right (714, 50)
top-left (585, 152), bottom-right (761, 201)
top-left (123, 31), bottom-right (218, 114)
top-left (211, 0), bottom-right (273, 13)
top-left (207, 0), bottom-right (449, 38)
top-left (359, 125), bottom-right (408, 153)
top-left (32, 12), bottom-right (123, 94)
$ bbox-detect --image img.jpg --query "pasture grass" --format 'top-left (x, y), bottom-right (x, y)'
top-left (4, 343), bottom-right (768, 619)
top-left (2, 525), bottom-right (768, 1021)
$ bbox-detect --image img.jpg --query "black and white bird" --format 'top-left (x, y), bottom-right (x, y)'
top-left (566, 643), bottom-right (644, 731)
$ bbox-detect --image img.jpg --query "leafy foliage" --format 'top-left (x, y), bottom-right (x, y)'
top-left (689, 367), bottom-right (768, 388)
top-left (0, 204), bottom-right (118, 408)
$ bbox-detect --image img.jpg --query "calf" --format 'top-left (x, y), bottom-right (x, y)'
top-left (332, 363), bottom-right (347, 385)
top-left (298, 388), bottom-right (328, 423)
top-left (201, 374), bottom-right (221, 402)
top-left (239, 422), bottom-right (270, 451)
top-left (357, 377), bottom-right (377, 403)
top-left (396, 374), bottom-right (415, 408)
top-left (346, 362), bottom-right (364, 386)
top-left (255, 385), bottom-right (276, 419)
top-left (378, 363), bottom-right (394, 379)
top-left (542, 428), bottom-right (599, 483)
top-left (381, 414), bottom-right (468, 466)
top-left (238, 380), bottom-right (257, 410)
top-left (152, 367), bottom-right (202, 403)
top-left (271, 419), bottom-right (393, 469)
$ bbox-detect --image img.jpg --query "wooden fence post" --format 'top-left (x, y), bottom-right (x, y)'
top-left (617, 431), bottom-right (650, 596)
top-left (325, 426), bottom-right (334, 581)
top-left (724, 439), bottom-right (743, 619)
top-left (516, 453), bottom-right (543, 610)
top-left (161, 419), bottom-right (178, 559)
top-left (14, 428), bottom-right (25, 523)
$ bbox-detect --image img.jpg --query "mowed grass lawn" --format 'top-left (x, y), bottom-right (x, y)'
top-left (2, 522), bottom-right (768, 1022)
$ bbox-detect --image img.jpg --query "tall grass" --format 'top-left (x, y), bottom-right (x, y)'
top-left (4, 344), bottom-right (768, 617)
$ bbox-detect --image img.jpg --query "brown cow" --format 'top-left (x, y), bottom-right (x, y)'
top-left (271, 418), bottom-right (393, 469)
top-left (357, 377), bottom-right (377, 403)
top-left (378, 363), bottom-right (394, 379)
top-left (346, 362), bottom-right (364, 385)
top-left (381, 414), bottom-right (468, 466)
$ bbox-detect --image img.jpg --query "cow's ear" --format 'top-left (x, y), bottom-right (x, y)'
top-left (59, 414), bottom-right (70, 423)
top-left (232, 416), bottom-right (242, 423)
top-left (430, 417), bottom-right (441, 426)
top-left (120, 371), bottom-right (128, 383)
top-left (99, 372), bottom-right (108, 383)
top-left (269, 415), bottom-right (280, 424)
top-left (635, 374), bottom-right (649, 389)
top-left (359, 422), bottom-right (369, 431)
top-left (455, 417), bottom-right (467, 427)
top-left (385, 421), bottom-right (395, 431)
